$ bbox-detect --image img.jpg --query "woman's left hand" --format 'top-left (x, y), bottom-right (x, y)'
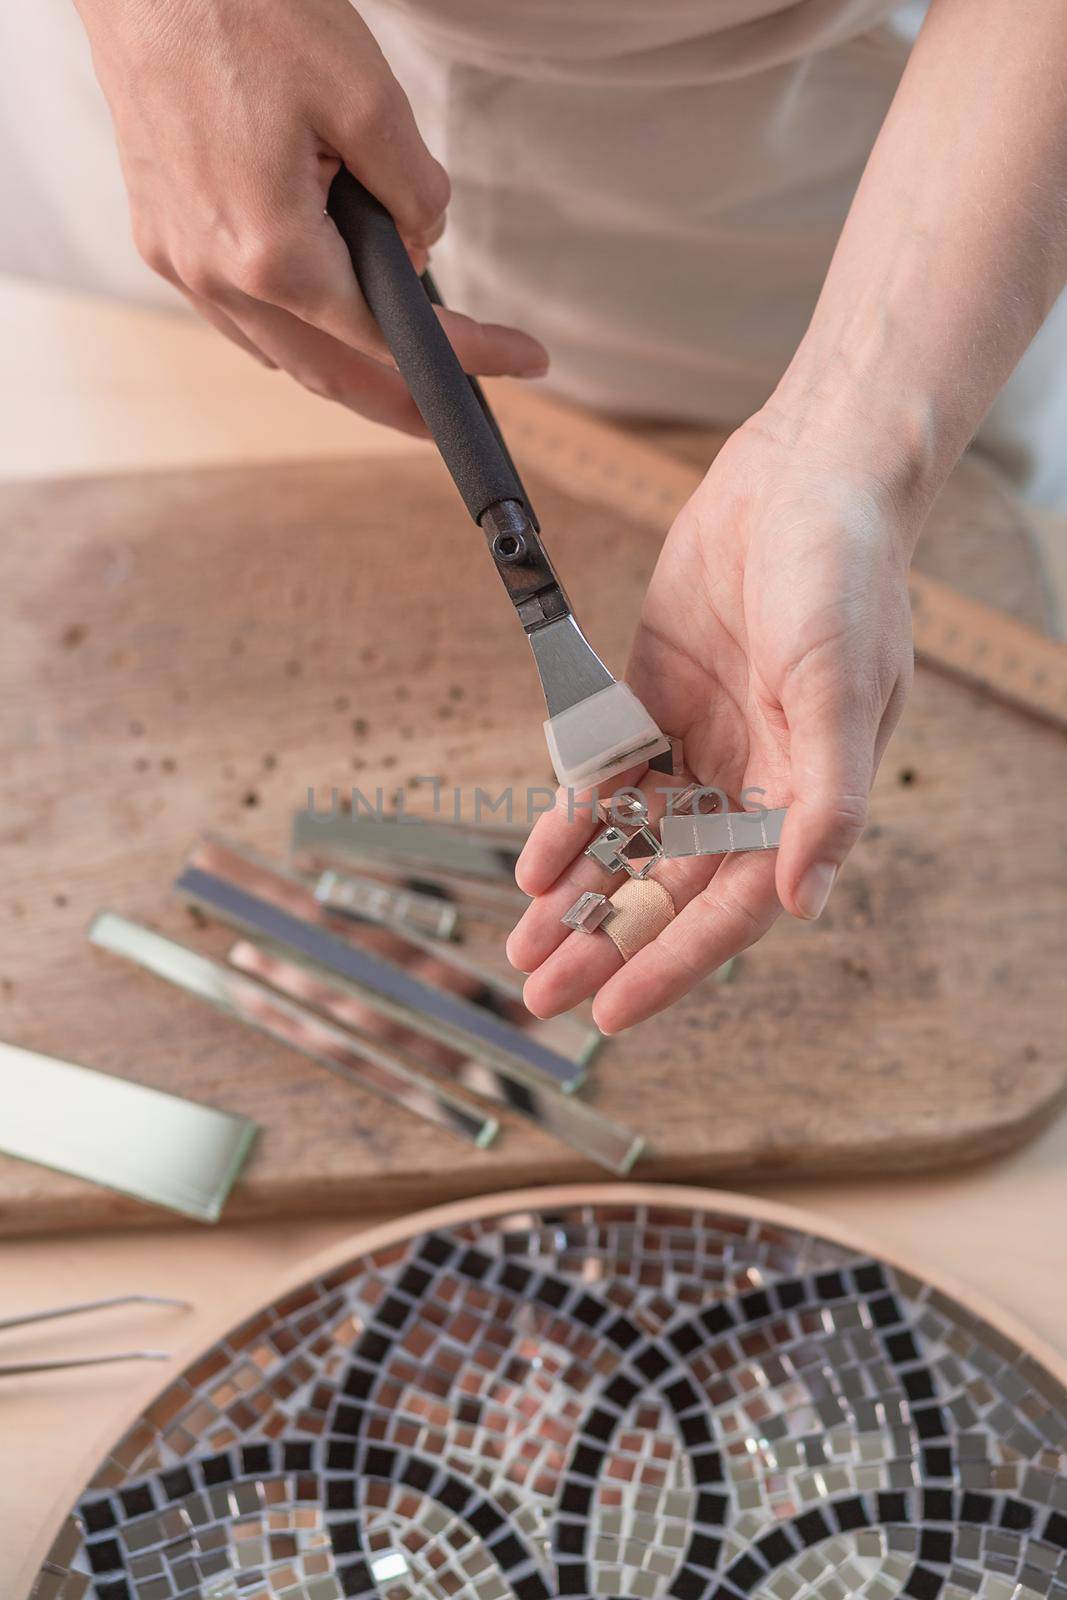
top-left (506, 408), bottom-right (923, 1032)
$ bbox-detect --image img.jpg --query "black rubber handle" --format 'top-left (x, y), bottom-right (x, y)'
top-left (422, 270), bottom-right (538, 531)
top-left (327, 165), bottom-right (531, 525)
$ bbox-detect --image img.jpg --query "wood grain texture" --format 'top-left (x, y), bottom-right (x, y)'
top-left (0, 440), bottom-right (1064, 1234)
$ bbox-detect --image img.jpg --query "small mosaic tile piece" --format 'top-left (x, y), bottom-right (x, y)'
top-left (561, 893), bottom-right (614, 935)
top-left (30, 1198), bottom-right (1067, 1600)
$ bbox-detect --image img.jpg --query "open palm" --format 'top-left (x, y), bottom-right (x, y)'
top-left (506, 417), bottom-right (916, 1032)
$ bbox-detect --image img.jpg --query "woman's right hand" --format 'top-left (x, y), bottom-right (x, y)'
top-left (73, 0), bottom-right (549, 431)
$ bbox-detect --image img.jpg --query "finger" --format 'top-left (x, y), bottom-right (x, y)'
top-left (521, 837), bottom-right (765, 1022)
top-left (413, 212), bottom-right (446, 250)
top-left (520, 850), bottom-right (720, 1017)
top-left (510, 764), bottom-right (694, 972)
top-left (515, 768), bottom-right (647, 899)
top-left (180, 289), bottom-right (278, 368)
top-left (592, 853), bottom-right (781, 1033)
top-left (221, 136), bottom-right (544, 381)
top-left (874, 662), bottom-right (913, 766)
top-left (516, 773), bottom-right (738, 992)
top-left (323, 48), bottom-right (452, 244)
top-left (435, 307), bottom-right (548, 379)
top-left (522, 925), bottom-right (625, 1017)
top-left (223, 295), bottom-right (428, 433)
top-left (507, 853), bottom-right (626, 974)
top-left (774, 683), bottom-right (879, 923)
top-left (250, 212), bottom-right (548, 381)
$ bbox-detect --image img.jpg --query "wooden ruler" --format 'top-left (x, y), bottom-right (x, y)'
top-left (489, 383), bottom-right (1067, 733)
top-left (906, 572), bottom-right (1067, 728)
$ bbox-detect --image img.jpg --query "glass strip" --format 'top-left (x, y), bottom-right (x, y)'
top-left (0, 1036), bottom-right (257, 1223)
top-left (314, 869), bottom-right (460, 941)
top-left (660, 806), bottom-right (788, 859)
top-left (178, 840), bottom-right (594, 1088)
top-left (228, 940), bottom-right (644, 1175)
top-left (257, 838), bottom-right (591, 1075)
top-left (89, 913), bottom-right (498, 1150)
top-left (303, 856), bottom-right (525, 929)
top-left (293, 810), bottom-right (527, 883)
top-left (293, 830), bottom-right (528, 931)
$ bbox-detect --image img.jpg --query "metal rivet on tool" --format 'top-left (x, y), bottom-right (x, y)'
top-left (492, 531), bottom-right (527, 562)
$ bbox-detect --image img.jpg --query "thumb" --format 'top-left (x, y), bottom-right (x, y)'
top-left (324, 52), bottom-right (450, 246)
top-left (775, 690), bottom-right (877, 921)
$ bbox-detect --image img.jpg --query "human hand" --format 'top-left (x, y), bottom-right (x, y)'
top-left (74, 0), bottom-right (548, 430)
top-left (507, 410), bottom-right (922, 1032)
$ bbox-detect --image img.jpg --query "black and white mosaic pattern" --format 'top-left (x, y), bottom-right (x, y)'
top-left (30, 1198), bottom-right (1067, 1600)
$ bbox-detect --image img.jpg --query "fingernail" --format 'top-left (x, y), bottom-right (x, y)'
top-left (522, 984), bottom-right (548, 1019)
top-left (518, 357), bottom-right (550, 379)
top-left (796, 861), bottom-right (837, 920)
top-left (513, 847), bottom-right (540, 895)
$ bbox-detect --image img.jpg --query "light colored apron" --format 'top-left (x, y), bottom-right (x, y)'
top-left (2, 0), bottom-right (1064, 503)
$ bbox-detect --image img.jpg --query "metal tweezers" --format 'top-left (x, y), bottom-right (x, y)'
top-left (0, 1294), bottom-right (188, 1377)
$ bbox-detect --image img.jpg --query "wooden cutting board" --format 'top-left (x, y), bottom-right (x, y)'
top-left (1, 420), bottom-right (1065, 1234)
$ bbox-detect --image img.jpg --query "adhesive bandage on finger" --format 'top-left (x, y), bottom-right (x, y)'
top-left (602, 877), bottom-right (676, 961)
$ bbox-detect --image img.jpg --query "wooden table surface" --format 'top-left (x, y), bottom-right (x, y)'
top-left (3, 278), bottom-right (1067, 1590)
top-left (3, 422), bottom-right (1067, 1229)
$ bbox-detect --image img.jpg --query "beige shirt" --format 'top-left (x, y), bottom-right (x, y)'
top-left (359, 0), bottom-right (912, 424)
top-left (3, 0), bottom-right (1065, 501)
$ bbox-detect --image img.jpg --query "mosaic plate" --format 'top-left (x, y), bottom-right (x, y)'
top-left (30, 1188), bottom-right (1067, 1600)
